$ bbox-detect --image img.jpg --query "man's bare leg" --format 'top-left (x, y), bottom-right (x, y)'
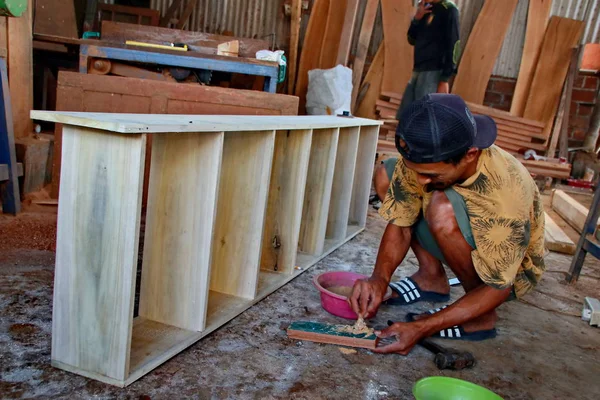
top-left (374, 164), bottom-right (391, 201)
top-left (420, 190), bottom-right (498, 332)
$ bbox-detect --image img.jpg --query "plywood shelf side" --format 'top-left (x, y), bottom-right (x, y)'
top-left (139, 132), bottom-right (224, 332)
top-left (260, 129), bottom-right (313, 274)
top-left (298, 128), bottom-right (340, 255)
top-left (210, 130), bottom-right (276, 299)
top-left (349, 126), bottom-right (380, 226)
top-left (326, 127), bottom-right (360, 241)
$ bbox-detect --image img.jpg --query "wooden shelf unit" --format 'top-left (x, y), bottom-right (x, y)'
top-left (30, 112), bottom-right (381, 387)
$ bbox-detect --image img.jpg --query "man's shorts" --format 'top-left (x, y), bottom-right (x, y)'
top-left (382, 157), bottom-right (476, 262)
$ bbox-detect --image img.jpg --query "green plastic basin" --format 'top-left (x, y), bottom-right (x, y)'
top-left (413, 377), bottom-right (503, 400)
top-left (0, 0), bottom-right (27, 17)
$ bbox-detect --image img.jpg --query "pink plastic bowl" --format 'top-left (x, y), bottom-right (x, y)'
top-left (313, 271), bottom-right (392, 320)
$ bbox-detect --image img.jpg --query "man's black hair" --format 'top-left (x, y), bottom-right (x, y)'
top-left (443, 148), bottom-right (469, 165)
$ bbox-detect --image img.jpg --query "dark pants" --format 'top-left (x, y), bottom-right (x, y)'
top-left (396, 70), bottom-right (443, 120)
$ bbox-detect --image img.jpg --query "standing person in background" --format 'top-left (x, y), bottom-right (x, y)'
top-left (396, 0), bottom-right (460, 120)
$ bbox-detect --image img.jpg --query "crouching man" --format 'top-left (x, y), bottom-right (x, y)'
top-left (350, 94), bottom-right (545, 354)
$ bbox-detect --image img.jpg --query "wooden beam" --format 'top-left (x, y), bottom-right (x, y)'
top-left (8, 0), bottom-right (33, 139)
top-left (511, 0), bottom-right (552, 117)
top-left (287, 0), bottom-right (302, 94)
top-left (287, 321), bottom-right (378, 350)
top-left (552, 190), bottom-right (598, 233)
top-left (350, 0), bottom-right (379, 110)
top-left (318, 0), bottom-right (347, 69)
top-left (336, 0), bottom-right (360, 66)
top-left (558, 47), bottom-right (581, 160)
top-left (544, 212), bottom-right (576, 255)
top-left (452, 0), bottom-right (518, 104)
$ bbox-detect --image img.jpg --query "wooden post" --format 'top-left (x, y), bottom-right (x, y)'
top-left (7, 0), bottom-right (33, 139)
top-left (336, 0), bottom-right (360, 66)
top-left (350, 0), bottom-right (379, 111)
top-left (287, 0), bottom-right (302, 95)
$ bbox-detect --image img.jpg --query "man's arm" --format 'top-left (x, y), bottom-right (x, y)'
top-left (374, 284), bottom-right (512, 355)
top-left (440, 6), bottom-right (460, 82)
top-left (407, 1), bottom-right (431, 45)
top-left (349, 223), bottom-right (413, 317)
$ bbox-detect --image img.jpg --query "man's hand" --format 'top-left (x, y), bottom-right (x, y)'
top-left (349, 276), bottom-right (389, 318)
top-left (437, 81), bottom-right (450, 94)
top-left (373, 321), bottom-right (425, 355)
top-left (415, 1), bottom-right (433, 21)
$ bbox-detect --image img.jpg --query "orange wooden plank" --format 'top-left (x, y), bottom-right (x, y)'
top-left (295, 0), bottom-right (330, 114)
top-left (452, 0), bottom-right (519, 104)
top-left (511, 0), bottom-right (552, 117)
top-left (523, 17), bottom-right (584, 128)
top-left (350, 0), bottom-right (379, 109)
top-left (319, 0), bottom-right (348, 68)
top-left (380, 0), bottom-right (413, 96)
top-left (354, 44), bottom-right (384, 119)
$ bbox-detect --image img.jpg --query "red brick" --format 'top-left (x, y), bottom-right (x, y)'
top-left (486, 80), bottom-right (495, 91)
top-left (571, 128), bottom-right (587, 141)
top-left (493, 80), bottom-right (516, 94)
top-left (483, 92), bottom-right (502, 105)
top-left (572, 89), bottom-right (596, 103)
top-left (578, 104), bottom-right (595, 117)
top-left (570, 116), bottom-right (591, 130)
top-left (574, 76), bottom-right (586, 88)
top-left (584, 76), bottom-right (599, 90)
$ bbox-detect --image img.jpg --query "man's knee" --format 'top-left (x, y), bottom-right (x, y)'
top-left (425, 191), bottom-right (460, 236)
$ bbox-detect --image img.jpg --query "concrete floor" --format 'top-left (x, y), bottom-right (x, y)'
top-left (1, 205), bottom-right (600, 399)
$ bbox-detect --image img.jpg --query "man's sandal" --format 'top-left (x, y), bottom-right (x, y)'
top-left (385, 277), bottom-right (450, 306)
top-left (404, 306), bottom-right (497, 341)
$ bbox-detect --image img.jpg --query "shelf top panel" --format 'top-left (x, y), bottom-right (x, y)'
top-left (30, 111), bottom-right (383, 134)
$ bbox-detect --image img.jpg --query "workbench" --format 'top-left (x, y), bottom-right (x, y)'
top-left (30, 111), bottom-right (381, 387)
top-left (79, 42), bottom-right (280, 92)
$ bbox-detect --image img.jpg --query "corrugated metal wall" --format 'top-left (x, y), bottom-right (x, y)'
top-left (148, 0), bottom-right (600, 78)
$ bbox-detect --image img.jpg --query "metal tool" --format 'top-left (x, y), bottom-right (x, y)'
top-left (385, 320), bottom-right (476, 370)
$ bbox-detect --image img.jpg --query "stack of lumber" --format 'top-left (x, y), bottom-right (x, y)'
top-left (466, 102), bottom-right (548, 154)
top-left (515, 157), bottom-right (572, 180)
top-left (375, 92), bottom-right (401, 142)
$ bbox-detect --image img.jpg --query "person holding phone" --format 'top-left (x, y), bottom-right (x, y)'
top-left (396, 0), bottom-right (461, 119)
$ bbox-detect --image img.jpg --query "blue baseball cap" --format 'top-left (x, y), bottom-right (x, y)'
top-left (395, 94), bottom-right (497, 163)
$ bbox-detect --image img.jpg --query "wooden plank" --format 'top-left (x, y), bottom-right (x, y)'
top-left (175, 0), bottom-right (198, 29)
top-left (294, 0), bottom-right (330, 113)
top-left (319, 0), bottom-right (347, 68)
top-left (327, 127), bottom-right (360, 241)
top-left (495, 133), bottom-right (547, 151)
top-left (336, 0), bottom-right (359, 66)
top-left (510, 0), bottom-right (552, 117)
top-left (160, 0), bottom-right (184, 27)
top-left (452, 0), bottom-right (518, 104)
top-left (35, 112), bottom-right (380, 134)
top-left (558, 47), bottom-right (580, 159)
top-left (349, 126), bottom-right (379, 226)
top-left (260, 129), bottom-right (312, 274)
top-left (552, 190), bottom-right (597, 233)
top-left (380, 0), bottom-right (413, 96)
top-left (98, 3), bottom-right (161, 27)
top-left (287, 0), bottom-right (303, 94)
top-left (8, 0), bottom-right (33, 139)
top-left (33, 0), bottom-right (78, 38)
top-left (547, 48), bottom-right (577, 158)
top-left (544, 212), bottom-right (576, 255)
top-left (350, 0), bottom-right (378, 110)
top-left (299, 128), bottom-right (340, 255)
top-left (100, 21), bottom-right (269, 58)
top-left (468, 102), bottom-right (546, 129)
top-left (52, 127), bottom-right (145, 381)
top-left (287, 321), bottom-right (378, 350)
top-left (354, 44), bottom-right (384, 119)
top-left (210, 131), bottom-right (276, 299)
top-left (49, 71), bottom-right (299, 199)
top-left (139, 132), bottom-right (224, 332)
top-left (523, 17), bottom-right (584, 128)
